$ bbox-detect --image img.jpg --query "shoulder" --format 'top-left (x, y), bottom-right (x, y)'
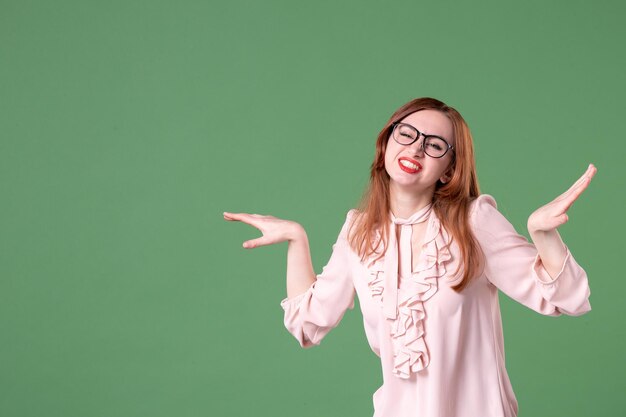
top-left (344, 208), bottom-right (364, 225)
top-left (468, 194), bottom-right (520, 243)
top-left (346, 208), bottom-right (360, 218)
top-left (469, 194), bottom-right (498, 217)
top-left (339, 209), bottom-right (361, 239)
top-left (468, 194), bottom-right (501, 229)
top-left (470, 194), bottom-right (497, 211)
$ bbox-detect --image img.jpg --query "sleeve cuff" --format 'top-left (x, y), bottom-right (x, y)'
top-left (532, 247), bottom-right (572, 285)
top-left (280, 288), bottom-right (309, 311)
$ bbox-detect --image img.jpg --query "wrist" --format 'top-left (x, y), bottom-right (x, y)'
top-left (528, 226), bottom-right (548, 238)
top-left (527, 219), bottom-right (552, 237)
top-left (287, 222), bottom-right (307, 242)
top-left (528, 227), bottom-right (567, 253)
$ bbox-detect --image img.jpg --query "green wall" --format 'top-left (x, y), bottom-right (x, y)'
top-left (1, 1), bottom-right (624, 416)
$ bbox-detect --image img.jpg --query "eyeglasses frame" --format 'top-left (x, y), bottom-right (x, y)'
top-left (391, 122), bottom-right (454, 159)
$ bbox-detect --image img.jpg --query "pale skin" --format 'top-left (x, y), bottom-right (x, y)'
top-left (223, 111), bottom-right (597, 298)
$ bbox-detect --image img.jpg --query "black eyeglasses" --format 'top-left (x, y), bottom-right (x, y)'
top-left (391, 122), bottom-right (454, 158)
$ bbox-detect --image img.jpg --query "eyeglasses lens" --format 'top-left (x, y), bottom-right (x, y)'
top-left (393, 124), bottom-right (448, 158)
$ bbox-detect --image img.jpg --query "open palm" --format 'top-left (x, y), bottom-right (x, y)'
top-left (528, 164), bottom-right (597, 233)
top-left (223, 212), bottom-right (301, 249)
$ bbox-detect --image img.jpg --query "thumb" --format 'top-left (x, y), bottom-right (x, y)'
top-left (243, 237), bottom-right (266, 249)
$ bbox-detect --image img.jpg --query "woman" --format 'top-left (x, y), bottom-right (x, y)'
top-left (223, 97), bottom-right (596, 417)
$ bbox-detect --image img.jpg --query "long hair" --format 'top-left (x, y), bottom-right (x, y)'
top-left (347, 97), bottom-right (482, 292)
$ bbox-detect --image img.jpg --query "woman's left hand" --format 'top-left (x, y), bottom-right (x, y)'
top-left (527, 164), bottom-right (597, 234)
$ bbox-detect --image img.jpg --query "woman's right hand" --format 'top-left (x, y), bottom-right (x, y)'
top-left (223, 212), bottom-right (304, 249)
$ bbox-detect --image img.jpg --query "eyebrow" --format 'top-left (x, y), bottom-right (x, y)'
top-left (399, 122), bottom-right (448, 140)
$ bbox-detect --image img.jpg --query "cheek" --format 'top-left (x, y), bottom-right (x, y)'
top-left (441, 158), bottom-right (454, 177)
top-left (383, 154), bottom-right (392, 175)
top-left (383, 142), bottom-right (393, 168)
top-left (428, 160), bottom-right (450, 178)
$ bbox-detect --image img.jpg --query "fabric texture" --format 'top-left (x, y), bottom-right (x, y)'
top-left (280, 194), bottom-right (592, 417)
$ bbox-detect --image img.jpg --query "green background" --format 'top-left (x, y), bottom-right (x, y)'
top-left (1, 1), bottom-right (624, 416)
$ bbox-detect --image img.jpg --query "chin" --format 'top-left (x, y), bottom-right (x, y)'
top-left (390, 178), bottom-right (420, 189)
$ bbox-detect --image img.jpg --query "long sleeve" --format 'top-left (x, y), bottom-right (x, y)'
top-left (280, 210), bottom-right (357, 347)
top-left (470, 194), bottom-right (592, 316)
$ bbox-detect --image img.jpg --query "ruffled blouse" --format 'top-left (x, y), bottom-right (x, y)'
top-left (280, 194), bottom-right (592, 417)
top-left (367, 205), bottom-right (453, 379)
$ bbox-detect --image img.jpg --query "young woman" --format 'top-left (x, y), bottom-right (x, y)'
top-left (223, 97), bottom-right (596, 417)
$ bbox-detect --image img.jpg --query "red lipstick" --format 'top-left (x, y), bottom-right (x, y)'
top-left (398, 157), bottom-right (422, 174)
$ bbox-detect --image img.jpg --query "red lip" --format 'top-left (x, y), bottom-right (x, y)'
top-left (398, 157), bottom-right (422, 174)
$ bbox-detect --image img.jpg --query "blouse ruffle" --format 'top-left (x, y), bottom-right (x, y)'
top-left (367, 213), bottom-right (453, 379)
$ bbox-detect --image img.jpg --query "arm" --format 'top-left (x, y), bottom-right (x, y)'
top-left (471, 195), bottom-right (592, 316)
top-left (223, 209), bottom-right (357, 347)
top-left (527, 229), bottom-right (567, 279)
top-left (527, 164), bottom-right (597, 277)
top-left (281, 210), bottom-right (357, 347)
top-left (223, 210), bottom-right (319, 297)
top-left (286, 225), bottom-right (316, 299)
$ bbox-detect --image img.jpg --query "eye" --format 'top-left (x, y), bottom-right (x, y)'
top-left (426, 141), bottom-right (443, 151)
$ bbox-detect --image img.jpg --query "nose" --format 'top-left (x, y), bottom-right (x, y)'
top-left (409, 135), bottom-right (426, 156)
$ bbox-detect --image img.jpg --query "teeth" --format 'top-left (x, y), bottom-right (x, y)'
top-left (400, 160), bottom-right (419, 170)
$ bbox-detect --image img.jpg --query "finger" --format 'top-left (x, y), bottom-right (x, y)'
top-left (566, 164), bottom-right (597, 201)
top-left (555, 164), bottom-right (597, 202)
top-left (243, 236), bottom-right (269, 249)
top-left (224, 214), bottom-right (265, 231)
top-left (574, 164), bottom-right (597, 187)
top-left (556, 213), bottom-right (569, 227)
top-left (556, 174), bottom-right (594, 214)
top-left (563, 167), bottom-right (591, 195)
top-left (226, 212), bottom-right (264, 219)
top-left (567, 165), bottom-right (595, 194)
top-left (586, 163), bottom-right (597, 180)
top-left (567, 176), bottom-right (592, 204)
top-left (223, 212), bottom-right (245, 222)
top-left (223, 212), bottom-right (257, 224)
top-left (540, 213), bottom-right (570, 231)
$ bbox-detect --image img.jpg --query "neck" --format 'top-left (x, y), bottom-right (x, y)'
top-left (389, 183), bottom-right (435, 219)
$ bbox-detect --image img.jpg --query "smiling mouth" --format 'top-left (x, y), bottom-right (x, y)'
top-left (398, 158), bottom-right (421, 173)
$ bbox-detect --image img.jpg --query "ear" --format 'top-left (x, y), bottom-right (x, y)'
top-left (440, 167), bottom-right (453, 184)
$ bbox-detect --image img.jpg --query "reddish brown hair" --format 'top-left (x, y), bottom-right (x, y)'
top-left (347, 97), bottom-right (482, 292)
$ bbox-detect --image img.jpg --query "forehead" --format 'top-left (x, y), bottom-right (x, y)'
top-left (399, 110), bottom-right (453, 143)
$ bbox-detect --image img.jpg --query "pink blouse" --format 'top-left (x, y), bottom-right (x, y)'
top-left (280, 194), bottom-right (592, 417)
